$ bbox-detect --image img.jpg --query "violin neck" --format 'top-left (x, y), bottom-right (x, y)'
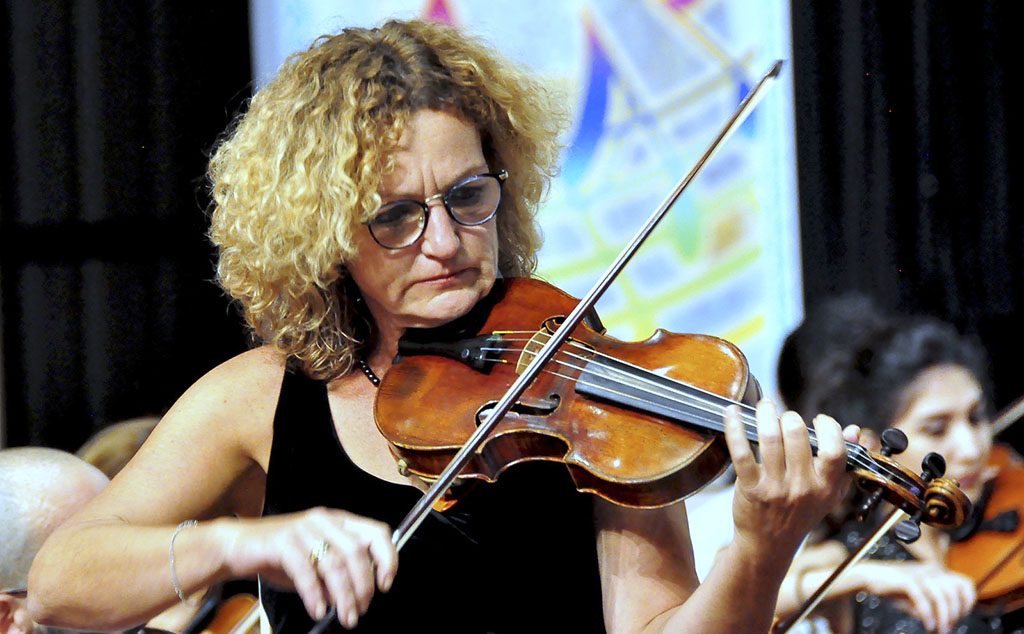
top-left (575, 355), bottom-right (864, 466)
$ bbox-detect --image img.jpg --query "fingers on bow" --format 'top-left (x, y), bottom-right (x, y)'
top-left (284, 509), bottom-right (397, 625)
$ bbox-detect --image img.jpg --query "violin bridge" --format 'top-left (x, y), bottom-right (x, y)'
top-left (516, 329), bottom-right (549, 376)
top-left (516, 319), bottom-right (584, 376)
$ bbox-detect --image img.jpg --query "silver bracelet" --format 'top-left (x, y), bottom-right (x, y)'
top-left (169, 520), bottom-right (198, 605)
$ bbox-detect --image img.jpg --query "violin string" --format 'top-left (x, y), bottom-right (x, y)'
top-left (497, 347), bottom-right (893, 483)
top-left (475, 333), bottom-right (913, 489)
top-left (490, 331), bottom-right (845, 443)
top-left (488, 343), bottom-right (914, 491)
top-left (525, 338), bottom-right (907, 487)
top-left (479, 348), bottom-right (900, 490)
top-left (479, 335), bottom-right (796, 444)
top-left (484, 332), bottom-right (793, 441)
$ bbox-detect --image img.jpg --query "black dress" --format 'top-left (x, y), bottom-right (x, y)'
top-left (260, 369), bottom-right (607, 633)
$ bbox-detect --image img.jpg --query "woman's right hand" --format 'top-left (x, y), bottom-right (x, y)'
top-left (858, 560), bottom-right (976, 634)
top-left (223, 507), bottom-right (398, 628)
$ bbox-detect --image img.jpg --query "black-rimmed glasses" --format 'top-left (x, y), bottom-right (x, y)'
top-left (365, 170), bottom-right (507, 249)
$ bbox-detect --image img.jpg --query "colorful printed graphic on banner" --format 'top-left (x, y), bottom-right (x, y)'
top-left (250, 0), bottom-right (801, 398)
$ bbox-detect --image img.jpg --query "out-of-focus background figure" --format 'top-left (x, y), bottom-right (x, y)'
top-left (75, 416), bottom-right (160, 480)
top-left (772, 296), bottom-right (1019, 634)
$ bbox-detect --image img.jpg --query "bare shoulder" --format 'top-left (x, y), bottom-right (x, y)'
top-left (164, 346), bottom-right (287, 462)
top-left (172, 347), bottom-right (286, 421)
top-left (195, 345), bottom-right (288, 395)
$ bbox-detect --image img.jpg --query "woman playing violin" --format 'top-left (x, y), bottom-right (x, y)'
top-left (28, 19), bottom-right (863, 633)
top-left (774, 301), bottom-right (1007, 634)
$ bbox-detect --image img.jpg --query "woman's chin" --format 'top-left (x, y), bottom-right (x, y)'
top-left (404, 290), bottom-right (487, 328)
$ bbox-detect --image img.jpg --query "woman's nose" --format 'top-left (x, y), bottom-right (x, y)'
top-left (419, 200), bottom-right (460, 258)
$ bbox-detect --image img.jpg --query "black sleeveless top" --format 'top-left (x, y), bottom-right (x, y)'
top-left (261, 370), bottom-right (606, 633)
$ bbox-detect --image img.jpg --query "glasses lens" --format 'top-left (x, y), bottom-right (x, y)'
top-left (369, 201), bottom-right (426, 248)
top-left (446, 175), bottom-right (501, 225)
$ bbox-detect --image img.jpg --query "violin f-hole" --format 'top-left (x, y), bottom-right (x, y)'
top-left (476, 394), bottom-right (561, 426)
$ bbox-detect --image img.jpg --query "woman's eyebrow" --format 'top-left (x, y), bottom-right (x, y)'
top-left (381, 164), bottom-right (490, 200)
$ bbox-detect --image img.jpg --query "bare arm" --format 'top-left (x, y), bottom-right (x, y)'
top-left (27, 348), bottom-right (397, 630)
top-left (598, 401), bottom-right (856, 634)
top-left (27, 348), bottom-right (281, 628)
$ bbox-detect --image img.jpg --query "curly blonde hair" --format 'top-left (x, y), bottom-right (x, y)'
top-left (209, 19), bottom-right (568, 380)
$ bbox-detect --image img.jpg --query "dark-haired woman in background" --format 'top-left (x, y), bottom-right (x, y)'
top-left (773, 298), bottom-right (1020, 634)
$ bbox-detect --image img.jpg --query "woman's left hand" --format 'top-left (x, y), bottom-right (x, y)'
top-left (725, 400), bottom-right (857, 559)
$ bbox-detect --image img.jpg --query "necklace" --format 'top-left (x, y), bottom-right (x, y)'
top-left (356, 357), bottom-right (381, 387)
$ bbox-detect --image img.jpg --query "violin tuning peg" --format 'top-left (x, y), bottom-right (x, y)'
top-left (893, 518), bottom-right (922, 543)
top-left (888, 453), bottom-right (951, 543)
top-left (879, 428), bottom-right (908, 456)
top-left (920, 452), bottom-right (946, 480)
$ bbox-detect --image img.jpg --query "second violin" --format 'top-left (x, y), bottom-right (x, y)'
top-left (948, 444), bottom-right (1024, 614)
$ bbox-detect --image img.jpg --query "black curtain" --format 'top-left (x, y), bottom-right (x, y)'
top-left (1, 2), bottom-right (251, 449)
top-left (791, 3), bottom-right (1024, 447)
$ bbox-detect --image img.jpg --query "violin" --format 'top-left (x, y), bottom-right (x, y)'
top-left (376, 277), bottom-right (970, 522)
top-left (947, 444), bottom-right (1024, 613)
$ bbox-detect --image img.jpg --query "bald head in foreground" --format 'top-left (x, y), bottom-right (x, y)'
top-left (0, 447), bottom-right (109, 634)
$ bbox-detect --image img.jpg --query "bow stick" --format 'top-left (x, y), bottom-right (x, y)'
top-left (992, 391), bottom-right (1024, 436)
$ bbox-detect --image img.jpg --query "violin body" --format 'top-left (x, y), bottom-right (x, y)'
top-left (947, 444), bottom-right (1024, 613)
top-left (376, 277), bottom-right (758, 508)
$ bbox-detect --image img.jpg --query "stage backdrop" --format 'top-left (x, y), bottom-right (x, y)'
top-left (250, 0), bottom-right (800, 400)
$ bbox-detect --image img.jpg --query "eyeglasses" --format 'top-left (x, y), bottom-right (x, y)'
top-left (365, 170), bottom-right (507, 249)
top-left (1, 588), bottom-right (27, 597)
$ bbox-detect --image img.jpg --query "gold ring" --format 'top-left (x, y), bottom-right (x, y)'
top-left (309, 540), bottom-right (330, 566)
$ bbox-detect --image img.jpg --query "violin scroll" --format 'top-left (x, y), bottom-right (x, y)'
top-left (894, 452), bottom-right (971, 542)
top-left (853, 441), bottom-right (971, 541)
top-left (918, 474), bottom-right (971, 530)
top-left (852, 438), bottom-right (971, 536)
